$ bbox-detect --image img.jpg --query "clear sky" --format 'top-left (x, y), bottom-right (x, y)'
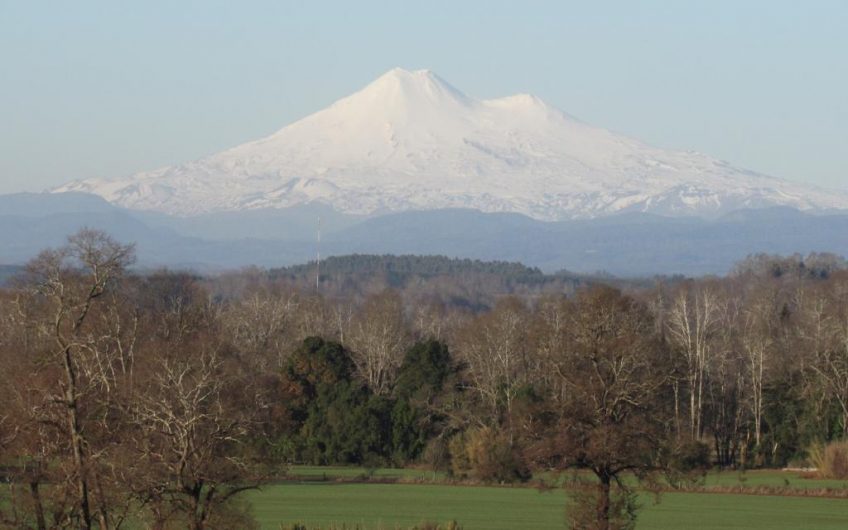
top-left (1, 0), bottom-right (846, 194)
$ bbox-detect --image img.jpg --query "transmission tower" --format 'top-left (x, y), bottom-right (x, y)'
top-left (316, 215), bottom-right (321, 292)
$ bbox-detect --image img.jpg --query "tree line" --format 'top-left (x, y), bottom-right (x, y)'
top-left (1, 230), bottom-right (846, 529)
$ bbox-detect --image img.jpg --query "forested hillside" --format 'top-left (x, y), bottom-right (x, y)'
top-left (274, 254), bottom-right (551, 280)
top-left (265, 254), bottom-right (623, 310)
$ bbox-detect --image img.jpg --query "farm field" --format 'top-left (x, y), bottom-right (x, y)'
top-left (248, 480), bottom-right (848, 530)
top-left (284, 465), bottom-right (848, 491)
top-left (699, 469), bottom-right (848, 490)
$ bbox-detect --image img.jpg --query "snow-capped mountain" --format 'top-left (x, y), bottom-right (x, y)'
top-left (53, 68), bottom-right (848, 220)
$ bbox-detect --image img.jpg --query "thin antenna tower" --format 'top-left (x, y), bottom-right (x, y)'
top-left (316, 215), bottom-right (321, 291)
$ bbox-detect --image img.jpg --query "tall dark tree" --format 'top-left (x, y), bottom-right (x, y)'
top-left (392, 340), bottom-right (454, 462)
top-left (281, 337), bottom-right (392, 465)
top-left (534, 287), bottom-right (675, 530)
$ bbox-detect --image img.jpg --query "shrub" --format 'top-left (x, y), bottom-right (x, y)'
top-left (421, 436), bottom-right (450, 475)
top-left (566, 481), bottom-right (638, 530)
top-left (809, 440), bottom-right (848, 479)
top-left (447, 431), bottom-right (472, 478)
top-left (673, 440), bottom-right (711, 471)
top-left (448, 427), bottom-right (529, 483)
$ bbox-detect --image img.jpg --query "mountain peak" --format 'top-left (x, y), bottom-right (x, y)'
top-left (51, 70), bottom-right (848, 219)
top-left (344, 67), bottom-right (472, 111)
top-left (379, 67), bottom-right (435, 80)
top-left (372, 67), bottom-right (444, 86)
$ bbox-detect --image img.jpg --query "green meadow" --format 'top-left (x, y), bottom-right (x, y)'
top-left (247, 468), bottom-right (848, 530)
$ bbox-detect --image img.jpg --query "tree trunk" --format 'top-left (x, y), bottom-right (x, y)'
top-left (696, 365), bottom-right (704, 438)
top-left (689, 378), bottom-right (697, 439)
top-left (150, 505), bottom-right (166, 530)
top-left (28, 481), bottom-right (47, 530)
top-left (189, 484), bottom-right (206, 530)
top-left (673, 381), bottom-right (681, 439)
top-left (63, 345), bottom-right (94, 530)
top-left (596, 473), bottom-right (611, 530)
top-left (94, 471), bottom-right (111, 530)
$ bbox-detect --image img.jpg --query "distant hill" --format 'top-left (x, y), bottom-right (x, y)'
top-left (274, 254), bottom-right (550, 282)
top-left (266, 254), bottom-right (594, 311)
top-left (2, 192), bottom-right (847, 277)
top-left (0, 265), bottom-right (22, 286)
top-left (0, 191), bottom-right (117, 216)
top-left (320, 208), bottom-right (848, 276)
top-left (270, 254), bottom-right (590, 291)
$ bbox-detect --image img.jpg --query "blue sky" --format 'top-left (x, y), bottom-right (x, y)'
top-left (1, 0), bottom-right (846, 193)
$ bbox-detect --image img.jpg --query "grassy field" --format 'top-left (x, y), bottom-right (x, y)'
top-left (4, 467), bottom-right (845, 529)
top-left (248, 480), bottom-right (848, 530)
top-left (284, 465), bottom-right (848, 490)
top-left (285, 465), bottom-right (444, 481)
top-left (699, 469), bottom-right (848, 490)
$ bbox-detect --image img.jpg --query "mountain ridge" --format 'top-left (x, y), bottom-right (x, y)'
top-left (3, 191), bottom-right (848, 276)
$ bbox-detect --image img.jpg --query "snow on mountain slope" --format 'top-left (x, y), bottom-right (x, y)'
top-left (53, 68), bottom-right (848, 220)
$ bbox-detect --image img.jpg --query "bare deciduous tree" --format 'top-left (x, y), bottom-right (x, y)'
top-left (739, 285), bottom-right (779, 457)
top-left (220, 290), bottom-right (299, 370)
top-left (804, 277), bottom-right (848, 438)
top-left (131, 348), bottom-right (263, 530)
top-left (536, 287), bottom-right (674, 530)
top-left (666, 283), bottom-right (722, 440)
top-left (347, 290), bottom-right (409, 395)
top-left (455, 297), bottom-right (530, 433)
top-left (20, 229), bottom-right (135, 530)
